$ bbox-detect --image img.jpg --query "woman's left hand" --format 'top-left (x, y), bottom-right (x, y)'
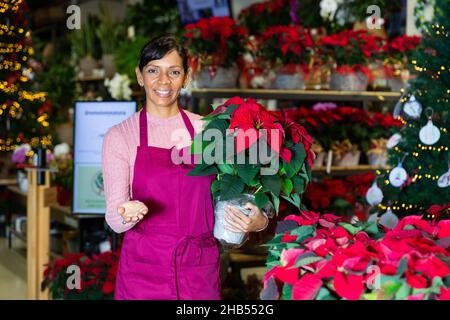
top-left (223, 202), bottom-right (268, 233)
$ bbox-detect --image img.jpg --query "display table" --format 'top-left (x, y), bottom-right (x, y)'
top-left (5, 185), bottom-right (103, 252)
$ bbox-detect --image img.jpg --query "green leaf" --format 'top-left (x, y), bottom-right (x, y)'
top-left (338, 222), bottom-right (361, 235)
top-left (255, 193), bottom-right (270, 209)
top-left (281, 193), bottom-right (301, 208)
top-left (292, 175), bottom-right (307, 194)
top-left (282, 284), bottom-right (293, 300)
top-left (362, 221), bottom-right (379, 235)
top-left (281, 178), bottom-right (293, 196)
top-left (396, 257), bottom-right (408, 276)
top-left (291, 252), bottom-right (323, 269)
top-left (290, 225), bottom-right (314, 242)
top-left (211, 102), bottom-right (222, 110)
top-left (291, 143), bottom-right (306, 165)
top-left (283, 161), bottom-right (297, 178)
top-left (187, 163), bottom-right (218, 176)
top-left (236, 164), bottom-right (260, 184)
top-left (219, 175), bottom-right (245, 201)
top-left (317, 287), bottom-right (336, 300)
top-left (211, 179), bottom-right (220, 194)
top-left (271, 193), bottom-right (280, 214)
top-left (394, 281), bottom-right (411, 300)
top-left (217, 163), bottom-right (234, 175)
top-left (261, 175), bottom-right (281, 195)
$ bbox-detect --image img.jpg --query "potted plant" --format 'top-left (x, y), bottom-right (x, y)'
top-left (187, 97), bottom-right (315, 246)
top-left (257, 25), bottom-right (314, 90)
top-left (318, 29), bottom-right (383, 91)
top-left (95, 5), bottom-right (119, 78)
top-left (183, 17), bottom-right (248, 88)
top-left (42, 251), bottom-right (119, 300)
top-left (70, 15), bottom-right (101, 78)
top-left (380, 35), bottom-right (421, 91)
top-left (11, 143), bottom-right (33, 193)
top-left (49, 143), bottom-right (73, 206)
top-left (261, 212), bottom-right (450, 300)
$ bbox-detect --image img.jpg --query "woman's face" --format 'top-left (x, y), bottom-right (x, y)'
top-left (136, 50), bottom-right (188, 109)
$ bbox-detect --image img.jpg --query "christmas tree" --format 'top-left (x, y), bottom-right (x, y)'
top-left (0, 0), bottom-right (51, 154)
top-left (368, 0), bottom-right (450, 220)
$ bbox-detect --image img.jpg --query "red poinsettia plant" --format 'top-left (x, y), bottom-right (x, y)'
top-left (183, 17), bottom-right (248, 71)
top-left (42, 251), bottom-right (119, 300)
top-left (262, 212), bottom-right (450, 300)
top-left (304, 172), bottom-right (376, 221)
top-left (238, 0), bottom-right (290, 35)
top-left (290, 106), bottom-right (402, 152)
top-left (257, 25), bottom-right (314, 69)
top-left (318, 30), bottom-right (383, 76)
top-left (188, 96), bottom-right (314, 213)
top-left (381, 35), bottom-right (422, 63)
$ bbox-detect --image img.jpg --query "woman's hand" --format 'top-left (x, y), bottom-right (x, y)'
top-left (223, 202), bottom-right (269, 233)
top-left (118, 200), bottom-right (148, 224)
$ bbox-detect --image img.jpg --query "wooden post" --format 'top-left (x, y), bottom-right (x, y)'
top-left (26, 168), bottom-right (56, 300)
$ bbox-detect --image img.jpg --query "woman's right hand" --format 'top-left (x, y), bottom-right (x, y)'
top-left (118, 200), bottom-right (148, 224)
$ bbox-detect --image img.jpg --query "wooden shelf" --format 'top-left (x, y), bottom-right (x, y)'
top-left (312, 165), bottom-right (389, 176)
top-left (191, 88), bottom-right (401, 100)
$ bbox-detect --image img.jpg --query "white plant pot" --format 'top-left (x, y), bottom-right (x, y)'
top-left (313, 151), bottom-right (326, 168)
top-left (197, 66), bottom-right (239, 88)
top-left (329, 71), bottom-right (368, 91)
top-left (17, 170), bottom-right (28, 193)
top-left (333, 151), bottom-right (361, 166)
top-left (271, 71), bottom-right (305, 90)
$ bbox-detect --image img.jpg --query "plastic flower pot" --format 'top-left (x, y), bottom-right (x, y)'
top-left (333, 151), bottom-right (361, 166)
top-left (271, 65), bottom-right (306, 90)
top-left (196, 66), bottom-right (239, 88)
top-left (329, 71), bottom-right (368, 91)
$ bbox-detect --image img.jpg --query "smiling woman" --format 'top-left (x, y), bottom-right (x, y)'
top-left (101, 35), bottom-right (270, 300)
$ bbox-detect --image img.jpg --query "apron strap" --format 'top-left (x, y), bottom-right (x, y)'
top-left (139, 109), bottom-right (148, 147)
top-left (179, 108), bottom-right (195, 140)
top-left (140, 107), bottom-right (194, 147)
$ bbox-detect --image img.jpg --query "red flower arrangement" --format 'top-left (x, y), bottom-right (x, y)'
top-left (303, 172), bottom-right (376, 221)
top-left (238, 0), bottom-right (290, 35)
top-left (42, 251), bottom-right (119, 300)
top-left (262, 212), bottom-right (450, 300)
top-left (382, 35), bottom-right (421, 58)
top-left (284, 106), bottom-right (402, 152)
top-left (258, 25), bottom-right (314, 69)
top-left (183, 17), bottom-right (248, 71)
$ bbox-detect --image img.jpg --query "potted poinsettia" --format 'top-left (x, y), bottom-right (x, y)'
top-left (183, 17), bottom-right (248, 88)
top-left (318, 29), bottom-right (383, 91)
top-left (381, 35), bottom-right (421, 91)
top-left (257, 25), bottom-right (315, 90)
top-left (188, 97), bottom-right (315, 246)
top-left (261, 212), bottom-right (450, 300)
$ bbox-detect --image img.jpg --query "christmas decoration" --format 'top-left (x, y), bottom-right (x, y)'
top-left (0, 0), bottom-right (52, 153)
top-left (371, 0), bottom-right (450, 219)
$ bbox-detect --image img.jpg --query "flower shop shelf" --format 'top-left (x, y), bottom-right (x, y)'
top-left (312, 165), bottom-right (389, 176)
top-left (190, 88), bottom-right (402, 113)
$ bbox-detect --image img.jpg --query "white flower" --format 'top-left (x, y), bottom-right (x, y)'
top-left (320, 0), bottom-right (344, 21)
top-left (13, 143), bottom-right (31, 155)
top-left (54, 143), bottom-right (70, 157)
top-left (104, 73), bottom-right (132, 100)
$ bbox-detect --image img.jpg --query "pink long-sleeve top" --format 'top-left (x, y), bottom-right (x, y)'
top-left (102, 109), bottom-right (204, 233)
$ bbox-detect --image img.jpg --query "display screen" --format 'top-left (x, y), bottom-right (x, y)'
top-left (72, 101), bottom-right (137, 215)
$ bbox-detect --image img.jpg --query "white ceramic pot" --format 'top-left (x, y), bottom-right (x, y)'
top-left (333, 151), bottom-right (361, 166)
top-left (197, 66), bottom-right (239, 88)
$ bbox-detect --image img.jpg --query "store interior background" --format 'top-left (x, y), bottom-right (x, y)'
top-left (0, 0), bottom-right (435, 300)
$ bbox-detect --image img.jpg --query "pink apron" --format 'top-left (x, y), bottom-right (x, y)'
top-left (114, 108), bottom-right (221, 300)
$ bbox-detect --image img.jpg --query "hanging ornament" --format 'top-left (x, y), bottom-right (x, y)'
top-left (419, 107), bottom-right (441, 145)
top-left (367, 212), bottom-right (379, 223)
top-left (366, 180), bottom-right (384, 206)
top-left (393, 92), bottom-right (407, 118)
top-left (380, 209), bottom-right (399, 229)
top-left (403, 94), bottom-right (422, 119)
top-left (438, 161), bottom-right (450, 188)
top-left (387, 133), bottom-right (402, 149)
top-left (389, 154), bottom-right (409, 187)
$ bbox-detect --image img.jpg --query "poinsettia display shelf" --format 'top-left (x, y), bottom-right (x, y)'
top-left (190, 88), bottom-right (402, 113)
